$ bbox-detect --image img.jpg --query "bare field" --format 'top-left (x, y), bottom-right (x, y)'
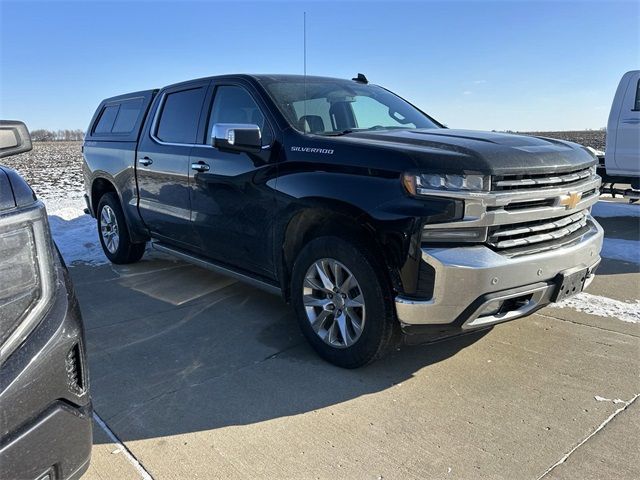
top-left (521, 130), bottom-right (606, 151)
top-left (2, 141), bottom-right (84, 200)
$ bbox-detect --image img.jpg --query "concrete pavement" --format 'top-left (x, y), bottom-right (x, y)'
top-left (77, 200), bottom-right (639, 479)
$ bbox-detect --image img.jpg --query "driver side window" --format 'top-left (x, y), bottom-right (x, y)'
top-left (208, 86), bottom-right (274, 145)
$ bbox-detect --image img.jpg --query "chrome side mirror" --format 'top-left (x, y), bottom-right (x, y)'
top-left (211, 123), bottom-right (262, 153)
top-left (0, 121), bottom-right (32, 159)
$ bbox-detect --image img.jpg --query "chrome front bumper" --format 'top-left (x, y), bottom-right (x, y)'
top-left (396, 218), bottom-right (603, 332)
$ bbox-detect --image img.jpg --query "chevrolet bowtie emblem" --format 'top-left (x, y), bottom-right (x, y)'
top-left (559, 191), bottom-right (582, 209)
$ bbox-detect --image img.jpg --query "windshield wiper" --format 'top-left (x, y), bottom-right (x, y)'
top-left (317, 129), bottom-right (354, 136)
top-left (364, 125), bottom-right (411, 131)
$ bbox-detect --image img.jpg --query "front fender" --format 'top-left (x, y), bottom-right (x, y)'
top-left (273, 169), bottom-right (460, 296)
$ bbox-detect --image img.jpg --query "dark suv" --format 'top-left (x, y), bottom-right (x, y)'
top-left (0, 121), bottom-right (91, 480)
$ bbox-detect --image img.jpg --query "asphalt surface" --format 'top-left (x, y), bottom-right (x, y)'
top-left (76, 200), bottom-right (639, 480)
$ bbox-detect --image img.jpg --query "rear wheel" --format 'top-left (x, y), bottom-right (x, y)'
top-left (97, 192), bottom-right (145, 264)
top-left (291, 236), bottom-right (397, 368)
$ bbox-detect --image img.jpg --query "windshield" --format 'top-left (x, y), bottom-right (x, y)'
top-left (261, 78), bottom-right (440, 135)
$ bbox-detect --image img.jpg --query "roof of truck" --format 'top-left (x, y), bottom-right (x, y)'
top-left (97, 74), bottom-right (362, 102)
top-left (161, 73), bottom-right (361, 90)
top-left (87, 74), bottom-right (369, 142)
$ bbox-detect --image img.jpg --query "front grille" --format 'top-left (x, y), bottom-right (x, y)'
top-left (498, 198), bottom-right (557, 211)
top-left (489, 188), bottom-right (599, 213)
top-left (487, 211), bottom-right (589, 249)
top-left (492, 166), bottom-right (593, 191)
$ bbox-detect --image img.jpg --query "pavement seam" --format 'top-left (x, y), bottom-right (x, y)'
top-left (536, 312), bottom-right (640, 338)
top-left (93, 410), bottom-right (155, 480)
top-left (536, 393), bottom-right (640, 480)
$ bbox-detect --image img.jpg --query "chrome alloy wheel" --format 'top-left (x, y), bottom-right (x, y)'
top-left (302, 258), bottom-right (366, 348)
top-left (100, 205), bottom-right (120, 254)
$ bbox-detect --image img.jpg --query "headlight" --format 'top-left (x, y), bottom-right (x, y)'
top-left (403, 173), bottom-right (490, 195)
top-left (0, 202), bottom-right (55, 364)
top-left (588, 165), bottom-right (597, 176)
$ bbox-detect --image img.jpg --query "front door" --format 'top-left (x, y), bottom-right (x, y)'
top-left (136, 81), bottom-right (208, 247)
top-left (188, 83), bottom-right (278, 277)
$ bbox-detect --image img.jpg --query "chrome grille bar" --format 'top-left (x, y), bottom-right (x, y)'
top-left (488, 212), bottom-right (589, 249)
top-left (493, 167), bottom-right (592, 190)
top-left (490, 211), bottom-right (586, 238)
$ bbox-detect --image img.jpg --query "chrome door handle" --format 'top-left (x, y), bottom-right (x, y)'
top-left (138, 157), bottom-right (153, 166)
top-left (191, 162), bottom-right (210, 172)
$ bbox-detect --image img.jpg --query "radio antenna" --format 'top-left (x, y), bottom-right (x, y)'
top-left (303, 11), bottom-right (307, 134)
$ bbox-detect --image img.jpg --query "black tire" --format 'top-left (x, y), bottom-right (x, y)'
top-left (97, 192), bottom-right (145, 264)
top-left (291, 236), bottom-right (397, 368)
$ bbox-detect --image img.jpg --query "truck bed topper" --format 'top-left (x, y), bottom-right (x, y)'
top-left (85, 89), bottom-right (158, 143)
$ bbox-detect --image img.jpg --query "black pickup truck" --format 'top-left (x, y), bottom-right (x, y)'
top-left (83, 74), bottom-right (603, 368)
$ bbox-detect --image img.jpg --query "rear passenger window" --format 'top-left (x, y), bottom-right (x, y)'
top-left (112, 98), bottom-right (144, 133)
top-left (635, 79), bottom-right (640, 111)
top-left (156, 88), bottom-right (205, 144)
top-left (94, 105), bottom-right (119, 134)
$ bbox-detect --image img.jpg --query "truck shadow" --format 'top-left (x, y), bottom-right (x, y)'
top-left (591, 212), bottom-right (640, 275)
top-left (71, 259), bottom-right (488, 445)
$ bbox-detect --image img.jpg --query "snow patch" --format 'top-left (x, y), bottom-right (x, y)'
top-left (550, 292), bottom-right (640, 323)
top-left (601, 238), bottom-right (640, 264)
top-left (592, 201), bottom-right (640, 218)
top-left (44, 197), bottom-right (108, 265)
top-left (594, 395), bottom-right (625, 404)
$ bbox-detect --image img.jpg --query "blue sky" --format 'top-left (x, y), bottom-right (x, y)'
top-left (1, 0), bottom-right (637, 131)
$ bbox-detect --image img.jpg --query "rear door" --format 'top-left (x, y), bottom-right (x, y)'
top-left (136, 80), bottom-right (209, 247)
top-left (188, 81), bottom-right (279, 277)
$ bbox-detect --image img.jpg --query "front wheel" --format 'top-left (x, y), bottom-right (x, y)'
top-left (291, 236), bottom-right (397, 368)
top-left (97, 192), bottom-right (145, 264)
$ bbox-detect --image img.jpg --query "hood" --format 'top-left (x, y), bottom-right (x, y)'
top-left (339, 128), bottom-right (596, 175)
top-left (0, 165), bottom-right (37, 211)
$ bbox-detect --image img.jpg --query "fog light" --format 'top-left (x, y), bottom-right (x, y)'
top-left (421, 227), bottom-right (486, 243)
top-left (479, 300), bottom-right (504, 317)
